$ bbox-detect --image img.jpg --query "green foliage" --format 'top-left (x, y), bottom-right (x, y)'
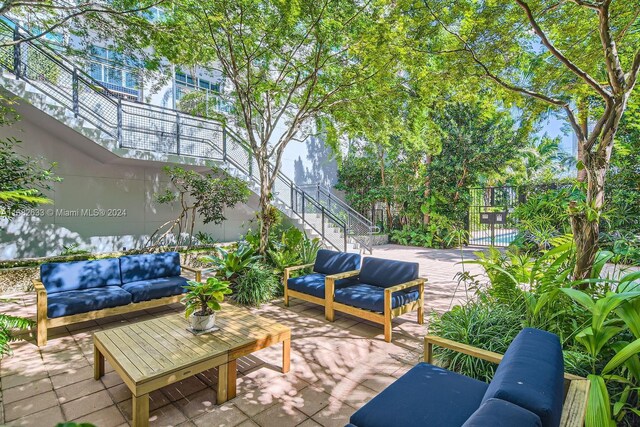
top-left (201, 244), bottom-right (260, 286)
top-left (0, 138), bottom-right (59, 218)
top-left (390, 214), bottom-right (464, 248)
top-left (233, 263), bottom-right (280, 306)
top-left (430, 302), bottom-right (524, 382)
top-left (195, 231), bottom-right (217, 246)
top-left (182, 277), bottom-right (232, 317)
top-left (246, 224), bottom-right (321, 273)
top-left (157, 165), bottom-right (250, 226)
top-left (0, 310), bottom-right (34, 357)
top-left (60, 243), bottom-right (91, 256)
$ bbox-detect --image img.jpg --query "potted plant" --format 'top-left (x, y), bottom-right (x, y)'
top-left (182, 277), bottom-right (232, 332)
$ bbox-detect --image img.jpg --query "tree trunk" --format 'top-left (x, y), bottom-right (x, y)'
top-left (423, 154), bottom-right (432, 226)
top-left (258, 161), bottom-right (272, 256)
top-left (570, 144), bottom-right (610, 281)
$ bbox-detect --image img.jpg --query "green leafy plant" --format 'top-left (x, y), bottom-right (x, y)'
top-left (60, 243), bottom-right (91, 256)
top-left (558, 276), bottom-right (640, 426)
top-left (201, 243), bottom-right (260, 285)
top-left (195, 231), bottom-right (217, 246)
top-left (182, 277), bottom-right (232, 317)
top-left (233, 263), bottom-right (280, 306)
top-left (0, 311), bottom-right (34, 357)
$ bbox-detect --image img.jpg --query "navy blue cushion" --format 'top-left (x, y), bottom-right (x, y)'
top-left (40, 258), bottom-right (122, 294)
top-left (333, 283), bottom-right (419, 312)
top-left (120, 252), bottom-right (181, 284)
top-left (482, 328), bottom-right (564, 427)
top-left (358, 257), bottom-right (419, 288)
top-left (287, 273), bottom-right (357, 299)
top-left (350, 362), bottom-right (489, 427)
top-left (47, 286), bottom-right (132, 318)
top-left (462, 398), bottom-right (542, 427)
top-left (313, 249), bottom-right (361, 276)
top-left (122, 276), bottom-right (189, 303)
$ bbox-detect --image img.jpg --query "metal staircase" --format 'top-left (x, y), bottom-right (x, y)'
top-left (0, 18), bottom-right (377, 253)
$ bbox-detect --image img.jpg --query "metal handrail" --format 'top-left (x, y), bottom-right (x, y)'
top-left (0, 15), bottom-right (352, 252)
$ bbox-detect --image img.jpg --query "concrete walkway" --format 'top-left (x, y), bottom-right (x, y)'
top-left (0, 245), bottom-right (479, 427)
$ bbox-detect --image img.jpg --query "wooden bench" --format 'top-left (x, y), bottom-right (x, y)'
top-left (34, 252), bottom-right (203, 346)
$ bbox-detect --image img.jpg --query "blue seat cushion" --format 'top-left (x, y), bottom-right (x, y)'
top-left (287, 273), bottom-right (357, 299)
top-left (350, 362), bottom-right (489, 427)
top-left (333, 283), bottom-right (419, 312)
top-left (358, 257), bottom-right (419, 288)
top-left (120, 252), bottom-right (181, 283)
top-left (40, 258), bottom-right (122, 294)
top-left (313, 249), bottom-right (361, 275)
top-left (482, 328), bottom-right (564, 427)
top-left (122, 276), bottom-right (189, 303)
top-left (47, 286), bottom-right (132, 318)
top-left (462, 398), bottom-right (542, 427)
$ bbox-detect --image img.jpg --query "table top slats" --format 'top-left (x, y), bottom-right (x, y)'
top-left (93, 304), bottom-right (290, 385)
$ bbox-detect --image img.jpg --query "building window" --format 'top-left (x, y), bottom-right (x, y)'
top-left (141, 6), bottom-right (166, 23)
top-left (87, 46), bottom-right (139, 98)
top-left (175, 72), bottom-right (220, 97)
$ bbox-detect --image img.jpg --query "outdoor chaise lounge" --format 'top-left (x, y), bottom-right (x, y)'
top-left (283, 249), bottom-right (361, 309)
top-left (34, 252), bottom-right (203, 346)
top-left (347, 328), bottom-right (589, 427)
top-left (326, 257), bottom-right (425, 342)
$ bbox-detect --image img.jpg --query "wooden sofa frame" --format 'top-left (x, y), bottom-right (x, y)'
top-left (283, 264), bottom-right (425, 342)
top-left (34, 265), bottom-right (202, 347)
top-left (423, 335), bottom-right (589, 427)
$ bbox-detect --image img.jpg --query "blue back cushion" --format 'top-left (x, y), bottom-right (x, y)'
top-left (358, 257), bottom-right (419, 288)
top-left (313, 249), bottom-right (361, 275)
top-left (40, 258), bottom-right (122, 294)
top-left (482, 328), bottom-right (564, 427)
top-left (120, 252), bottom-right (181, 284)
top-left (462, 398), bottom-right (542, 427)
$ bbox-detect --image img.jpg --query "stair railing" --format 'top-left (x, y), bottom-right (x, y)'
top-left (0, 16), bottom-right (349, 252)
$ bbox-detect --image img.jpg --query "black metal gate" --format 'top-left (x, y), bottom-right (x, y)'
top-left (468, 186), bottom-right (519, 247)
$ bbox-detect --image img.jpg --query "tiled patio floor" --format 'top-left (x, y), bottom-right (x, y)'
top-left (0, 245), bottom-right (481, 427)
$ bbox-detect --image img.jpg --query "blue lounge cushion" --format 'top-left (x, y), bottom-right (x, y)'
top-left (482, 328), bottom-right (564, 427)
top-left (287, 273), bottom-right (357, 299)
top-left (40, 258), bottom-right (122, 294)
top-left (462, 398), bottom-right (542, 427)
top-left (313, 249), bottom-right (361, 276)
top-left (357, 257), bottom-right (419, 288)
top-left (120, 252), bottom-right (181, 284)
top-left (349, 362), bottom-right (489, 427)
top-left (122, 276), bottom-right (189, 303)
top-left (333, 283), bottom-right (419, 312)
top-left (47, 286), bottom-right (132, 318)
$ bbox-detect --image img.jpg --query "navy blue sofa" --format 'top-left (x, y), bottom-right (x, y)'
top-left (347, 328), bottom-right (589, 427)
top-left (284, 249), bottom-right (361, 312)
top-left (34, 252), bottom-right (202, 346)
top-left (327, 257), bottom-right (425, 342)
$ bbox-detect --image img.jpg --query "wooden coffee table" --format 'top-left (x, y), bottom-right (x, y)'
top-left (93, 305), bottom-right (291, 427)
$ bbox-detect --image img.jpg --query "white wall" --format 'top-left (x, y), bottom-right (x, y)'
top-left (0, 116), bottom-right (258, 259)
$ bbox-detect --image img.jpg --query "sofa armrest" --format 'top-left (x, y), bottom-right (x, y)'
top-left (423, 335), bottom-right (584, 382)
top-left (284, 263), bottom-right (315, 274)
top-left (325, 270), bottom-right (361, 301)
top-left (181, 264), bottom-right (203, 282)
top-left (424, 335), bottom-right (503, 365)
top-left (325, 270), bottom-right (360, 281)
top-left (384, 278), bottom-right (425, 294)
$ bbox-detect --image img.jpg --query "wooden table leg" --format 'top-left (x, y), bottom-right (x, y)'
top-left (227, 359), bottom-right (237, 400)
top-left (282, 338), bottom-right (290, 373)
top-left (132, 393), bottom-right (149, 427)
top-left (94, 345), bottom-right (104, 380)
top-left (217, 363), bottom-right (229, 404)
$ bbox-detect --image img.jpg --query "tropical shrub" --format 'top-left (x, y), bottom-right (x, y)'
top-left (0, 311), bottom-right (34, 357)
top-left (233, 263), bottom-right (280, 306)
top-left (182, 277), bottom-right (232, 317)
top-left (201, 243), bottom-right (260, 286)
top-left (390, 215), bottom-right (464, 249)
